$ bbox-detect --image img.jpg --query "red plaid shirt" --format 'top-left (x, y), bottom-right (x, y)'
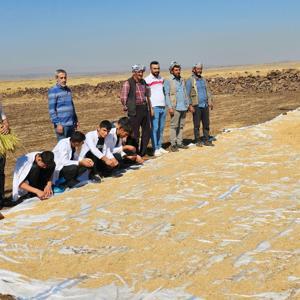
top-left (120, 79), bottom-right (150, 111)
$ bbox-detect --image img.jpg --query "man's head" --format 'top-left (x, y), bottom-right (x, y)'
top-left (97, 120), bottom-right (112, 138)
top-left (70, 131), bottom-right (86, 148)
top-left (55, 69), bottom-right (67, 87)
top-left (169, 61), bottom-right (181, 77)
top-left (117, 117), bottom-right (132, 138)
top-left (132, 64), bottom-right (146, 82)
top-left (36, 151), bottom-right (55, 169)
top-left (192, 63), bottom-right (203, 77)
top-left (150, 61), bottom-right (160, 77)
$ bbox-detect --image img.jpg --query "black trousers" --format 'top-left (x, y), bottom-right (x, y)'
top-left (85, 151), bottom-right (113, 177)
top-left (0, 155), bottom-right (5, 204)
top-left (193, 105), bottom-right (210, 141)
top-left (26, 163), bottom-right (55, 197)
top-left (128, 104), bottom-right (151, 156)
top-left (59, 165), bottom-right (87, 188)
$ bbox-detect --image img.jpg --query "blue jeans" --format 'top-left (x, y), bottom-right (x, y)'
top-left (151, 106), bottom-right (166, 150)
top-left (55, 125), bottom-right (75, 141)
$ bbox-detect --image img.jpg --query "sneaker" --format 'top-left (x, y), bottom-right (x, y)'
top-left (89, 173), bottom-right (102, 183)
top-left (159, 148), bottom-right (168, 154)
top-left (154, 149), bottom-right (163, 157)
top-left (170, 145), bottom-right (179, 152)
top-left (177, 144), bottom-right (189, 149)
top-left (203, 141), bottom-right (214, 147)
top-left (53, 185), bottom-right (66, 194)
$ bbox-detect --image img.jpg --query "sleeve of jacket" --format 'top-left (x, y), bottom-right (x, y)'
top-left (48, 88), bottom-right (60, 125)
top-left (164, 80), bottom-right (173, 109)
top-left (86, 132), bottom-right (104, 159)
top-left (185, 78), bottom-right (193, 105)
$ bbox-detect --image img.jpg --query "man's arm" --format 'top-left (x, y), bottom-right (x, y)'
top-left (19, 181), bottom-right (45, 199)
top-left (185, 79), bottom-right (193, 105)
top-left (120, 81), bottom-right (130, 111)
top-left (86, 133), bottom-right (104, 160)
top-left (48, 90), bottom-right (60, 125)
top-left (164, 80), bottom-right (172, 109)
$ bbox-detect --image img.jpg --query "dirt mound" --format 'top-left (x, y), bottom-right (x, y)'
top-left (3, 69), bottom-right (300, 99)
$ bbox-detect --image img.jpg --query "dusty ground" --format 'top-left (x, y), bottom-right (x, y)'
top-left (2, 90), bottom-right (300, 199)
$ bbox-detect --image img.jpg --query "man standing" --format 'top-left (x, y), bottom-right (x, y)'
top-left (164, 61), bottom-right (194, 152)
top-left (13, 151), bottom-right (55, 201)
top-left (0, 97), bottom-right (10, 208)
top-left (52, 131), bottom-right (94, 188)
top-left (145, 61), bottom-right (168, 157)
top-left (83, 120), bottom-right (119, 179)
top-left (48, 69), bottom-right (79, 141)
top-left (120, 65), bottom-right (152, 157)
top-left (186, 63), bottom-right (214, 146)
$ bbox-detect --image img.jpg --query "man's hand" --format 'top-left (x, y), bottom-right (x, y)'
top-left (36, 189), bottom-right (46, 200)
top-left (123, 145), bottom-right (136, 152)
top-left (188, 105), bottom-right (195, 113)
top-left (135, 155), bottom-right (144, 164)
top-left (168, 108), bottom-right (174, 116)
top-left (56, 124), bottom-right (64, 134)
top-left (102, 156), bottom-right (118, 167)
top-left (43, 183), bottom-right (53, 199)
top-left (79, 158), bottom-right (94, 168)
top-left (0, 124), bottom-right (9, 135)
top-left (75, 122), bottom-right (79, 130)
top-left (209, 104), bottom-right (214, 110)
top-left (150, 107), bottom-right (154, 117)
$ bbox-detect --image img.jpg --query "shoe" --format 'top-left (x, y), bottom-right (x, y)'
top-left (196, 141), bottom-right (203, 147)
top-left (89, 173), bottom-right (102, 183)
top-left (170, 145), bottom-right (179, 152)
top-left (53, 185), bottom-right (66, 194)
top-left (203, 141), bottom-right (214, 147)
top-left (177, 144), bottom-right (189, 149)
top-left (159, 148), bottom-right (168, 154)
top-left (154, 149), bottom-right (163, 157)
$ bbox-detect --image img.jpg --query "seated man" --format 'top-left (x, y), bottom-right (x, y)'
top-left (52, 131), bottom-right (94, 188)
top-left (13, 151), bottom-right (56, 201)
top-left (83, 120), bottom-right (119, 179)
top-left (106, 117), bottom-right (144, 166)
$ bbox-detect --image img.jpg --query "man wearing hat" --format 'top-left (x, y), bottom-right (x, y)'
top-left (120, 65), bottom-right (152, 157)
top-left (164, 61), bottom-right (194, 152)
top-left (186, 63), bottom-right (214, 146)
top-left (12, 151), bottom-right (56, 201)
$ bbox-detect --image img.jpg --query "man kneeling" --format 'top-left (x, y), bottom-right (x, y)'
top-left (107, 117), bottom-right (144, 166)
top-left (13, 151), bottom-right (56, 201)
top-left (83, 120), bottom-right (119, 179)
top-left (53, 131), bottom-right (94, 188)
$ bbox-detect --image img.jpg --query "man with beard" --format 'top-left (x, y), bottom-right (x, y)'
top-left (48, 69), bottom-right (79, 141)
top-left (186, 63), bottom-right (214, 146)
top-left (120, 65), bottom-right (152, 157)
top-left (164, 61), bottom-right (194, 152)
top-left (145, 61), bottom-right (168, 157)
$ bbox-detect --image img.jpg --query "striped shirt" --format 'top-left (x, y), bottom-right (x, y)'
top-left (48, 84), bottom-right (78, 126)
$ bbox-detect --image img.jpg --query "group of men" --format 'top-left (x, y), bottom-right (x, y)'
top-left (3, 61), bottom-right (214, 205)
top-left (121, 61), bottom-right (214, 157)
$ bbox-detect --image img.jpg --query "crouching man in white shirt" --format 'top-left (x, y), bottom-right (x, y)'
top-left (12, 151), bottom-right (56, 202)
top-left (107, 117), bottom-right (144, 167)
top-left (82, 120), bottom-right (119, 179)
top-left (52, 131), bottom-right (94, 188)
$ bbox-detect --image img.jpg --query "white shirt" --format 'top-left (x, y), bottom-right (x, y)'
top-left (81, 130), bottom-right (114, 160)
top-left (145, 74), bottom-right (165, 107)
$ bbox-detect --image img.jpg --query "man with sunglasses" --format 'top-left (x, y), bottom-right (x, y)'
top-left (12, 151), bottom-right (56, 201)
top-left (48, 69), bottom-right (79, 141)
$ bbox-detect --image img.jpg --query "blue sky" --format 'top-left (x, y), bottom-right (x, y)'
top-left (0, 0), bottom-right (299, 76)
